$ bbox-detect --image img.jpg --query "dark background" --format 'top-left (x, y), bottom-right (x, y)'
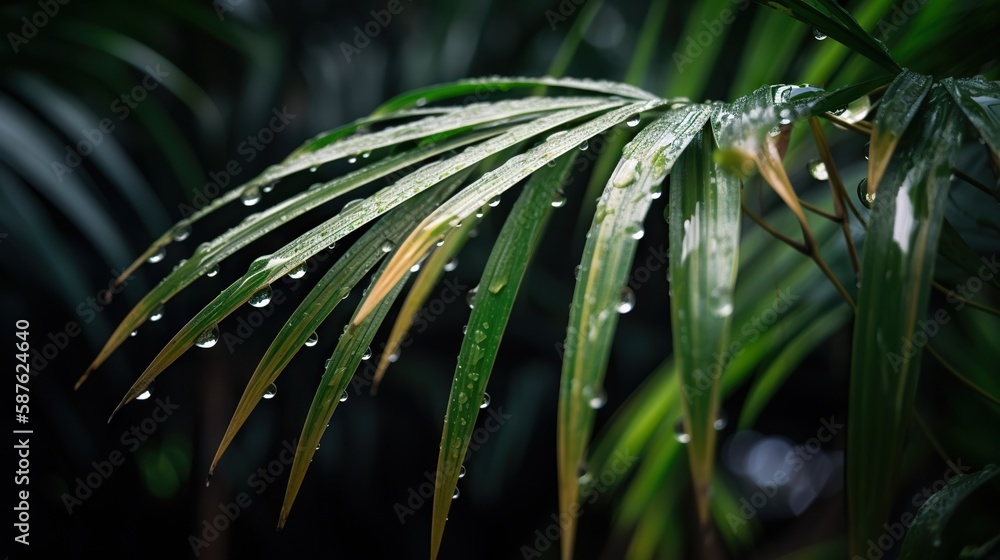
top-left (2, 0), bottom-right (999, 559)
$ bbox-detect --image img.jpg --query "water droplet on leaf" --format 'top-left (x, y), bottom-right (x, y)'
top-left (196, 325), bottom-right (220, 348)
top-left (264, 383), bottom-right (278, 399)
top-left (249, 285), bottom-right (272, 308)
top-left (305, 332), bottom-right (319, 347)
top-left (618, 287), bottom-right (636, 314)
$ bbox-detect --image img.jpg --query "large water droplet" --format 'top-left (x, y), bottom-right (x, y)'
top-left (444, 258), bottom-right (459, 272)
top-left (714, 409), bottom-right (728, 430)
top-left (249, 285), bottom-right (272, 308)
top-left (241, 187), bottom-right (262, 206)
top-left (812, 28), bottom-right (827, 40)
top-left (196, 325), bottom-right (220, 348)
top-left (807, 159), bottom-right (829, 181)
top-left (618, 287), bottom-right (636, 314)
top-left (137, 381), bottom-right (154, 400)
top-left (625, 224), bottom-right (644, 240)
top-left (857, 178), bottom-right (875, 209)
top-left (148, 247), bottom-right (166, 264)
top-left (673, 418), bottom-right (691, 444)
top-left (150, 305), bottom-right (165, 322)
top-left (288, 263), bottom-right (307, 279)
top-left (305, 332), bottom-right (319, 347)
top-left (466, 286), bottom-right (478, 309)
top-left (172, 224), bottom-right (192, 242)
top-left (626, 114), bottom-right (641, 127)
top-left (650, 184), bottom-right (662, 200)
top-left (551, 190), bottom-right (567, 208)
top-left (381, 240), bottom-right (395, 253)
top-left (487, 195), bottom-right (501, 208)
top-left (832, 95), bottom-right (871, 124)
top-left (263, 383), bottom-right (278, 399)
top-left (588, 387), bottom-right (607, 409)
top-left (480, 393), bottom-right (491, 409)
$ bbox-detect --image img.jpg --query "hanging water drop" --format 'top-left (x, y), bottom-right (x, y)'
top-left (625, 224), bottom-right (644, 240)
top-left (812, 28), bottom-right (827, 40)
top-left (578, 140), bottom-right (589, 151)
top-left (196, 325), bottom-right (220, 348)
top-left (673, 418), bottom-right (691, 444)
top-left (480, 393), bottom-right (491, 409)
top-left (172, 223), bottom-right (192, 242)
top-left (339, 391), bottom-right (349, 403)
top-left (462, 324), bottom-right (468, 335)
top-left (309, 166), bottom-right (319, 173)
top-left (137, 381), bottom-right (154, 401)
top-left (709, 285), bottom-right (733, 317)
top-left (288, 263), bottom-right (307, 279)
top-left (714, 409), bottom-right (728, 430)
top-left (150, 305), bottom-right (165, 322)
top-left (305, 332), bottom-right (319, 347)
top-left (807, 159), bottom-right (829, 181)
top-left (832, 95), bottom-right (871, 124)
top-left (857, 178), bottom-right (875, 209)
top-left (452, 487), bottom-right (460, 500)
top-left (551, 190), bottom-right (567, 208)
top-left (487, 195), bottom-right (501, 208)
top-left (362, 151), bottom-right (371, 159)
top-left (863, 142), bottom-right (870, 160)
top-left (262, 182), bottom-right (276, 193)
top-left (362, 347), bottom-right (372, 360)
top-left (249, 285), bottom-right (273, 308)
top-left (381, 240), bottom-right (395, 253)
top-left (444, 258), bottom-right (459, 272)
top-left (263, 383), bottom-right (278, 399)
top-left (415, 97), bottom-right (428, 107)
top-left (148, 247), bottom-right (166, 264)
top-left (588, 387), bottom-right (607, 409)
top-left (466, 286), bottom-right (478, 309)
top-left (328, 241), bottom-right (338, 250)
top-left (626, 114), bottom-right (641, 127)
top-left (206, 264), bottom-right (220, 277)
top-left (348, 156), bottom-right (358, 164)
top-left (241, 187), bottom-right (262, 206)
top-left (410, 261), bottom-right (422, 273)
top-left (650, 184), bottom-right (662, 200)
top-left (459, 465), bottom-right (467, 478)
top-left (617, 287), bottom-right (636, 314)
top-left (130, 329), bottom-right (138, 337)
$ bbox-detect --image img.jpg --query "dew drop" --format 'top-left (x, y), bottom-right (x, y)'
top-left (857, 178), bottom-right (875, 209)
top-left (172, 223), bottom-right (192, 242)
top-left (551, 190), bottom-right (567, 208)
top-left (287, 263), bottom-right (307, 279)
top-left (768, 126), bottom-right (782, 137)
top-left (196, 325), bottom-right (220, 348)
top-left (832, 95), bottom-right (871, 124)
top-left (305, 332), bottom-right (319, 347)
top-left (444, 258), bottom-right (459, 272)
top-left (206, 264), bottom-right (220, 277)
top-left (709, 285), bottom-right (733, 317)
top-left (249, 285), bottom-right (273, 308)
top-left (480, 392), bottom-right (491, 409)
top-left (137, 381), bottom-right (154, 401)
top-left (339, 391), bottom-right (349, 403)
top-left (130, 329), bottom-right (138, 337)
top-left (381, 240), bottom-right (395, 253)
top-left (415, 97), bottom-right (428, 107)
top-left (462, 324), bottom-right (468, 335)
top-left (466, 285), bottom-right (478, 309)
top-left (328, 241), bottom-right (338, 250)
top-left (574, 265), bottom-right (581, 280)
top-left (714, 409), bottom-right (728, 430)
top-left (241, 187), bottom-right (262, 206)
top-left (673, 418), bottom-right (691, 444)
top-left (452, 487), bottom-right (460, 500)
top-left (863, 141), bottom-right (870, 160)
top-left (309, 166), bottom-right (319, 173)
top-left (487, 195), bottom-right (501, 208)
top-left (348, 156), bottom-right (358, 164)
top-left (588, 387), bottom-right (607, 409)
top-left (262, 182), bottom-right (276, 193)
top-left (650, 184), bottom-right (662, 200)
top-left (388, 351), bottom-right (400, 363)
top-left (617, 287), bottom-right (636, 314)
top-left (625, 225), bottom-right (644, 240)
top-left (362, 151), bottom-right (371, 159)
top-left (626, 114), bottom-right (641, 127)
top-left (263, 383), bottom-right (278, 399)
top-left (410, 261), bottom-right (422, 273)
top-left (361, 347), bottom-right (372, 360)
top-left (578, 140), bottom-right (589, 151)
top-left (150, 305), bottom-right (165, 322)
top-left (807, 159), bottom-right (829, 181)
top-left (812, 28), bottom-right (827, 40)
top-left (459, 465), bottom-right (467, 478)
top-left (148, 247), bottom-right (166, 264)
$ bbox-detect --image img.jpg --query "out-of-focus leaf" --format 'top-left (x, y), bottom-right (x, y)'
top-left (899, 464), bottom-right (999, 559)
top-left (867, 70), bottom-right (933, 199)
